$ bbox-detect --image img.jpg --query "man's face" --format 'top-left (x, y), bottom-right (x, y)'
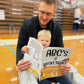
top-left (37, 35), bottom-right (51, 48)
top-left (38, 2), bottom-right (55, 28)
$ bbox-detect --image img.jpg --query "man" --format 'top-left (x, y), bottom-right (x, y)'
top-left (16, 0), bottom-right (71, 84)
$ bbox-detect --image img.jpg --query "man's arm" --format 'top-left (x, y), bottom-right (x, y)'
top-left (16, 19), bottom-right (29, 64)
top-left (53, 22), bottom-right (71, 74)
top-left (52, 21), bottom-right (64, 47)
top-left (16, 19), bottom-right (31, 71)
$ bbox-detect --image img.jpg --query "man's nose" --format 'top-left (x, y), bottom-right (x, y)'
top-left (43, 13), bottom-right (47, 19)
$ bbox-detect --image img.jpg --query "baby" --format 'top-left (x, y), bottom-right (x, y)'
top-left (21, 29), bottom-right (51, 53)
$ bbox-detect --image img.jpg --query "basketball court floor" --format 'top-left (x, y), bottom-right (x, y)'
top-left (0, 29), bottom-right (84, 84)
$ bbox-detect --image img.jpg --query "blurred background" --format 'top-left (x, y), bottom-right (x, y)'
top-left (0, 0), bottom-right (84, 84)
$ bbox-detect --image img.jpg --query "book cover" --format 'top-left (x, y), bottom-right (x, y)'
top-left (23, 37), bottom-right (72, 81)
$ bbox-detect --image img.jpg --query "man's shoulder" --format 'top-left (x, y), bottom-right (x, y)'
top-left (51, 19), bottom-right (61, 29)
top-left (24, 16), bottom-right (37, 23)
top-left (52, 19), bottom-right (59, 25)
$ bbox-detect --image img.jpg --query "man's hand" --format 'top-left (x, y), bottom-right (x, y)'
top-left (61, 65), bottom-right (71, 74)
top-left (17, 59), bottom-right (32, 72)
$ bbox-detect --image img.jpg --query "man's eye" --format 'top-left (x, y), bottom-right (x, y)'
top-left (41, 11), bottom-right (45, 14)
top-left (47, 13), bottom-right (50, 15)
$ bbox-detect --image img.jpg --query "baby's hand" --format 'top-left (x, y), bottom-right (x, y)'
top-left (21, 46), bottom-right (29, 53)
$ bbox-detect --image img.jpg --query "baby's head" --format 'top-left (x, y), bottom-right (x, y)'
top-left (37, 29), bottom-right (51, 48)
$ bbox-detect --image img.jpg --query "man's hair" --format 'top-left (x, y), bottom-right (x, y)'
top-left (39, 0), bottom-right (56, 7)
top-left (38, 29), bottom-right (51, 38)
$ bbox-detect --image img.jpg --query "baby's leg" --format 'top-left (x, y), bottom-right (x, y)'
top-left (18, 70), bottom-right (38, 84)
top-left (49, 76), bottom-right (72, 84)
top-left (39, 79), bottom-right (51, 84)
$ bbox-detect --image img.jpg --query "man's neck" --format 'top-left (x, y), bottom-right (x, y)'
top-left (39, 23), bottom-right (47, 28)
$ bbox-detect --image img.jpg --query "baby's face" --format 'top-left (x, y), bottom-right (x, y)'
top-left (37, 35), bottom-right (51, 48)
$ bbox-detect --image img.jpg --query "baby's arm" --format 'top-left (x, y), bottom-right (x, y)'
top-left (21, 46), bottom-right (29, 54)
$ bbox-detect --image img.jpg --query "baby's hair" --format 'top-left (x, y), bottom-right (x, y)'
top-left (37, 29), bottom-right (51, 38)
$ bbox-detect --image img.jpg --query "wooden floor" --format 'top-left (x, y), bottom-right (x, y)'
top-left (0, 29), bottom-right (84, 84)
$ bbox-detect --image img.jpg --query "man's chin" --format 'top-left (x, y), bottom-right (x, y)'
top-left (41, 23), bottom-right (47, 27)
top-left (40, 21), bottom-right (48, 27)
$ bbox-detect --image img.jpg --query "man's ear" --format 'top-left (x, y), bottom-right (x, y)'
top-left (54, 9), bottom-right (57, 13)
